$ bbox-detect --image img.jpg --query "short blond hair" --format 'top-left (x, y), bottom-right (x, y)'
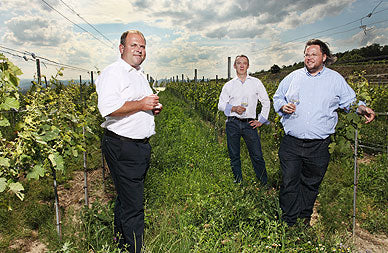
top-left (120, 30), bottom-right (146, 46)
top-left (234, 55), bottom-right (249, 66)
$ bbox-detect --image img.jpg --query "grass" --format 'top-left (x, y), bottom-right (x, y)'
top-left (0, 89), bottom-right (386, 252)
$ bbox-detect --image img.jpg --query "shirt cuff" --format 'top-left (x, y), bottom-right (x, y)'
top-left (224, 103), bottom-right (233, 116)
top-left (258, 114), bottom-right (270, 125)
top-left (344, 100), bottom-right (366, 113)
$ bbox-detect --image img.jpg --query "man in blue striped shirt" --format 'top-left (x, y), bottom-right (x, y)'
top-left (273, 39), bottom-right (375, 227)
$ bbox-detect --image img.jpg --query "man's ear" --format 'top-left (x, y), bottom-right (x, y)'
top-left (119, 44), bottom-right (124, 54)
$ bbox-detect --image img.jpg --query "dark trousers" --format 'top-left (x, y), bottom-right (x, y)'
top-left (101, 134), bottom-right (151, 253)
top-left (278, 135), bottom-right (330, 226)
top-left (226, 118), bottom-right (267, 185)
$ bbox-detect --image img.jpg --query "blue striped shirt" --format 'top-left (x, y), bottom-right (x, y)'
top-left (273, 67), bottom-right (362, 139)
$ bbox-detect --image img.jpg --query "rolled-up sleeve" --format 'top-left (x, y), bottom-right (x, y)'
top-left (257, 81), bottom-right (270, 124)
top-left (218, 85), bottom-right (231, 116)
top-left (96, 69), bottom-right (126, 117)
top-left (273, 75), bottom-right (292, 116)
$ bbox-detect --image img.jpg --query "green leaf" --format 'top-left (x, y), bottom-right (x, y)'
top-left (0, 157), bottom-right (10, 167)
top-left (27, 164), bottom-right (46, 180)
top-left (0, 178), bottom-right (6, 192)
top-left (41, 128), bottom-right (59, 142)
top-left (49, 152), bottom-right (64, 171)
top-left (9, 182), bottom-right (24, 200)
top-left (0, 118), bottom-right (10, 127)
top-left (1, 97), bottom-right (20, 110)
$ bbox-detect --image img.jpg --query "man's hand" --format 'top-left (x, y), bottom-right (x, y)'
top-left (281, 103), bottom-right (296, 114)
top-left (152, 103), bottom-right (163, 115)
top-left (141, 94), bottom-right (159, 111)
top-left (232, 105), bottom-right (246, 115)
top-left (249, 120), bottom-right (263, 129)
top-left (357, 105), bottom-right (376, 124)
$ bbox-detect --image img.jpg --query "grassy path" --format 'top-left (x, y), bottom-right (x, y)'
top-left (143, 91), bottom-right (334, 252)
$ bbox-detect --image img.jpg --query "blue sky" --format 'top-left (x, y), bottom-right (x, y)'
top-left (1, 0), bottom-right (387, 81)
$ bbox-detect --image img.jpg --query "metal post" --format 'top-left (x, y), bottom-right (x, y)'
top-left (352, 128), bottom-right (358, 239)
top-left (182, 74), bottom-right (184, 82)
top-left (83, 124), bottom-right (89, 207)
top-left (227, 57), bottom-right (231, 80)
top-left (90, 71), bottom-right (94, 86)
top-left (52, 169), bottom-right (62, 240)
top-left (101, 150), bottom-right (106, 191)
top-left (36, 59), bottom-right (41, 85)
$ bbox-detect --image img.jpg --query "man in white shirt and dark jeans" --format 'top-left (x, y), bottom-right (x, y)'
top-left (218, 55), bottom-right (270, 185)
top-left (96, 30), bottom-right (162, 253)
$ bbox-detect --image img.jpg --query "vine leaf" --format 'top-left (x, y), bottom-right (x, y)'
top-left (0, 178), bottom-right (6, 192)
top-left (0, 97), bottom-right (20, 110)
top-left (27, 164), bottom-right (46, 180)
top-left (49, 152), bottom-right (64, 171)
top-left (8, 182), bottom-right (24, 200)
top-left (0, 157), bottom-right (10, 167)
top-left (0, 118), bottom-right (10, 127)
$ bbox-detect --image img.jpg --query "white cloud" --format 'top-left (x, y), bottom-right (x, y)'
top-left (4, 16), bottom-right (72, 46)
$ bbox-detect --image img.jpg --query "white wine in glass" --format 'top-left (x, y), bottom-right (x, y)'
top-left (241, 97), bottom-right (248, 116)
top-left (154, 87), bottom-right (166, 94)
top-left (289, 93), bottom-right (300, 118)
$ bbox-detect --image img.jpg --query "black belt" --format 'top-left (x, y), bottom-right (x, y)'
top-left (104, 129), bottom-right (150, 144)
top-left (286, 135), bottom-right (330, 143)
top-left (228, 116), bottom-right (255, 122)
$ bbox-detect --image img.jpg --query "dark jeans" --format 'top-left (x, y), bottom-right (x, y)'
top-left (226, 117), bottom-right (267, 185)
top-left (101, 133), bottom-right (151, 253)
top-left (278, 135), bottom-right (331, 226)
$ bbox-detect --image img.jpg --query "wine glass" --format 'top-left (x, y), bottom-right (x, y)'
top-left (152, 79), bottom-right (166, 95)
top-left (288, 93), bottom-right (300, 118)
top-left (241, 96), bottom-right (248, 117)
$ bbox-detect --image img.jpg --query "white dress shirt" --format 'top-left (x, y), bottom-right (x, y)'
top-left (218, 75), bottom-right (270, 124)
top-left (96, 58), bottom-right (155, 139)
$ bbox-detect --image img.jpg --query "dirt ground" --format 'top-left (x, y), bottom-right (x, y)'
top-left (16, 168), bottom-right (388, 252)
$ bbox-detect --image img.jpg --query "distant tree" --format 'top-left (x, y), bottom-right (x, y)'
top-left (270, 64), bottom-right (281, 73)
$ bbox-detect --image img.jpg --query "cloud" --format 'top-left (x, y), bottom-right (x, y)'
top-left (3, 16), bottom-right (72, 46)
top-left (130, 0), bottom-right (356, 40)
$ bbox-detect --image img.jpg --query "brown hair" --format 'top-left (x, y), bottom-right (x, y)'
top-left (304, 39), bottom-right (337, 65)
top-left (120, 30), bottom-right (146, 46)
top-left (234, 55), bottom-right (249, 66)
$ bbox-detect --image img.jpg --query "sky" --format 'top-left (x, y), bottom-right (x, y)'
top-left (1, 0), bottom-right (388, 82)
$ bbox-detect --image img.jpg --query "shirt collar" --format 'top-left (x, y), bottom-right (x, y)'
top-left (234, 74), bottom-right (252, 83)
top-left (118, 57), bottom-right (143, 73)
top-left (304, 65), bottom-right (326, 77)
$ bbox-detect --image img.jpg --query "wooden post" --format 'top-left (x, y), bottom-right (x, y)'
top-left (194, 69), bottom-right (197, 82)
top-left (216, 75), bottom-right (218, 83)
top-left (182, 74), bottom-right (184, 82)
top-left (44, 76), bottom-right (48, 88)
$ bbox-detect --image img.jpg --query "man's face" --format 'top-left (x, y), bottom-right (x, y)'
top-left (119, 33), bottom-right (146, 69)
top-left (234, 56), bottom-right (249, 76)
top-left (304, 45), bottom-right (326, 74)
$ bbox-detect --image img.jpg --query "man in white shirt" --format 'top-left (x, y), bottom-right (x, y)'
top-left (218, 55), bottom-right (270, 185)
top-left (96, 30), bottom-right (162, 252)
